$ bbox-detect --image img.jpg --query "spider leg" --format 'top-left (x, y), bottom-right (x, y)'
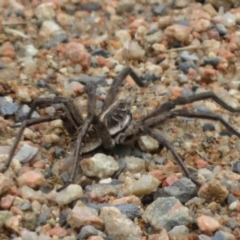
top-left (169, 109), bottom-right (240, 138)
top-left (2, 114), bottom-right (67, 173)
top-left (26, 97), bottom-right (83, 130)
top-left (143, 92), bottom-right (240, 121)
top-left (57, 82), bottom-right (97, 191)
top-left (102, 67), bottom-right (146, 111)
top-left (144, 127), bottom-right (201, 186)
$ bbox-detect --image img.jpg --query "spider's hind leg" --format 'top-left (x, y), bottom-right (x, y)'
top-left (144, 91), bottom-right (240, 121)
top-left (144, 127), bottom-right (201, 187)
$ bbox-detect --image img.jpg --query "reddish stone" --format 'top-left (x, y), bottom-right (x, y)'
top-left (1, 195), bottom-right (15, 209)
top-left (197, 215), bottom-right (220, 234)
top-left (218, 48), bottom-right (235, 61)
top-left (17, 170), bottom-right (44, 188)
top-left (162, 175), bottom-right (179, 187)
top-left (47, 227), bottom-right (68, 238)
top-left (149, 169), bottom-right (166, 182)
top-left (194, 158), bottom-right (208, 169)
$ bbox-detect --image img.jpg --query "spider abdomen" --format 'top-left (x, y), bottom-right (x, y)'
top-left (100, 100), bottom-right (132, 135)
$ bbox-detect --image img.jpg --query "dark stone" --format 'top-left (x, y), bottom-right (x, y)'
top-left (60, 172), bottom-right (70, 184)
top-left (54, 147), bottom-right (64, 158)
top-left (42, 143), bottom-right (52, 149)
top-left (79, 2), bottom-right (102, 12)
top-left (44, 166), bottom-right (53, 179)
top-left (131, 148), bottom-right (146, 159)
top-left (219, 130), bottom-right (232, 136)
top-left (0, 61), bottom-right (6, 69)
top-left (212, 230), bottom-right (232, 240)
top-left (39, 186), bottom-right (52, 194)
top-left (59, 209), bottom-right (71, 227)
top-left (115, 204), bottom-right (141, 220)
top-left (153, 156), bottom-right (166, 165)
top-left (202, 123), bottom-right (215, 132)
top-left (182, 87), bottom-right (193, 97)
top-left (180, 51), bottom-right (199, 62)
top-left (112, 158), bottom-right (126, 179)
top-left (39, 214), bottom-right (48, 225)
top-left (44, 33), bottom-right (68, 49)
top-left (226, 218), bottom-right (239, 229)
top-left (37, 79), bottom-right (47, 88)
top-left (20, 202), bottom-right (32, 211)
top-left (203, 57), bottom-right (220, 68)
top-left (192, 85), bottom-right (199, 92)
top-left (153, 4), bottom-right (165, 16)
top-left (15, 104), bottom-right (40, 122)
top-left (141, 193), bottom-right (154, 205)
top-left (0, 97), bottom-right (19, 117)
top-left (227, 193), bottom-right (237, 205)
top-left (154, 177), bottom-right (198, 204)
top-left (87, 203), bottom-right (109, 214)
top-left (193, 105), bottom-right (211, 113)
top-left (78, 225), bottom-right (100, 240)
top-left (232, 160), bottom-right (240, 174)
top-left (215, 23), bottom-right (228, 36)
top-left (141, 73), bottom-right (160, 82)
top-left (91, 48), bottom-right (109, 58)
top-left (175, 20), bottom-right (190, 26)
top-left (178, 62), bottom-right (198, 74)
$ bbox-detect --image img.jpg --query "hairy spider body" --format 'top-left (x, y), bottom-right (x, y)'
top-left (3, 67), bottom-right (240, 191)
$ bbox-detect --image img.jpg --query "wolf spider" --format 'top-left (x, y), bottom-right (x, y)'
top-left (3, 67), bottom-right (240, 191)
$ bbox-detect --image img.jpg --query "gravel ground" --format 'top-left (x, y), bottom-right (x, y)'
top-left (1, 0), bottom-right (240, 239)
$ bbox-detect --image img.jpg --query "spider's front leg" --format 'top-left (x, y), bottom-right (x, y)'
top-left (2, 114), bottom-right (68, 173)
top-left (102, 67), bottom-right (146, 112)
top-left (57, 82), bottom-right (97, 191)
top-left (25, 97), bottom-right (83, 133)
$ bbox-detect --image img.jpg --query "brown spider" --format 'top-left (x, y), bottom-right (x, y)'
top-left (3, 67), bottom-right (240, 191)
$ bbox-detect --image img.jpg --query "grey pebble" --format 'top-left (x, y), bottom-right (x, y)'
top-left (180, 51), bottom-right (199, 62)
top-left (232, 160), bottom-right (240, 174)
top-left (178, 62), bottom-right (198, 74)
top-left (16, 104), bottom-right (40, 122)
top-left (212, 230), bottom-right (236, 240)
top-left (44, 33), bottom-right (68, 49)
top-left (153, 4), bottom-right (165, 16)
top-left (20, 201), bottom-right (32, 211)
top-left (114, 204), bottom-right (141, 220)
top-left (215, 23), bottom-right (228, 35)
top-left (78, 225), bottom-right (103, 240)
top-left (154, 177), bottom-right (198, 204)
top-left (14, 144), bottom-right (39, 163)
top-left (203, 57), bottom-right (220, 68)
top-left (0, 97), bottom-right (19, 117)
top-left (38, 214), bottom-right (48, 225)
top-left (143, 197), bottom-right (192, 231)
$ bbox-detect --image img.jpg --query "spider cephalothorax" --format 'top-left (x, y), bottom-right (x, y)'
top-left (3, 67), bottom-right (240, 191)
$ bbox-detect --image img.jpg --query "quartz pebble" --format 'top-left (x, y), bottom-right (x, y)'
top-left (100, 206), bottom-right (142, 240)
top-left (56, 184), bottom-right (83, 206)
top-left (80, 153), bottom-right (119, 178)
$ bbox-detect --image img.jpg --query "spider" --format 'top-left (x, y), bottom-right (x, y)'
top-left (2, 67), bottom-right (240, 191)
